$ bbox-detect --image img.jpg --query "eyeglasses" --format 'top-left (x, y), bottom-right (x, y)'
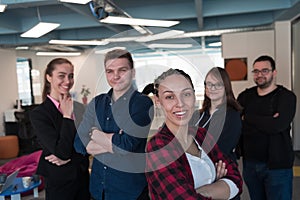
top-left (204, 82), bottom-right (224, 90)
top-left (251, 68), bottom-right (273, 76)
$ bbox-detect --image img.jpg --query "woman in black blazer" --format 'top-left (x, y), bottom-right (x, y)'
top-left (30, 58), bottom-right (90, 200)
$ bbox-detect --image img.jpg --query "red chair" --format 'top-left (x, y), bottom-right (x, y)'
top-left (0, 150), bottom-right (44, 196)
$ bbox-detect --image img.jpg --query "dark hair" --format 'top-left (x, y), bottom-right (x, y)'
top-left (201, 67), bottom-right (242, 112)
top-left (142, 83), bottom-right (155, 95)
top-left (104, 49), bottom-right (134, 69)
top-left (253, 55), bottom-right (275, 70)
top-left (154, 68), bottom-right (194, 96)
top-left (42, 58), bottom-right (74, 101)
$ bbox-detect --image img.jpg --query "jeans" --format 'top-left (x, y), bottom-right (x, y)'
top-left (242, 159), bottom-right (293, 200)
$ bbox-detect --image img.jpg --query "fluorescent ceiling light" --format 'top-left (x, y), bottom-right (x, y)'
top-left (103, 30), bottom-right (184, 43)
top-left (104, 37), bottom-right (141, 43)
top-left (36, 52), bottom-right (81, 56)
top-left (148, 43), bottom-right (193, 49)
top-left (95, 47), bottom-right (126, 54)
top-left (0, 4), bottom-right (7, 12)
top-left (131, 25), bottom-right (148, 34)
top-left (59, 0), bottom-right (91, 4)
top-left (21, 22), bottom-right (60, 38)
top-left (208, 42), bottom-right (222, 47)
top-left (100, 16), bottom-right (179, 27)
top-left (136, 30), bottom-right (184, 42)
top-left (175, 29), bottom-right (246, 38)
top-left (49, 39), bottom-right (108, 46)
top-left (15, 46), bottom-right (29, 50)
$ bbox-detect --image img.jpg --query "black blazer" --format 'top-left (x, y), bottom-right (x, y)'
top-left (30, 98), bottom-right (89, 182)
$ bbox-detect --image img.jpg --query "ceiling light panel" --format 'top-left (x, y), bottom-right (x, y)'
top-left (36, 52), bottom-right (81, 56)
top-left (0, 4), bottom-right (7, 12)
top-left (59, 0), bottom-right (91, 4)
top-left (49, 39), bottom-right (108, 46)
top-left (136, 30), bottom-right (184, 42)
top-left (100, 16), bottom-right (179, 27)
top-left (148, 43), bottom-right (193, 49)
top-left (21, 22), bottom-right (60, 38)
top-left (208, 42), bottom-right (222, 47)
top-left (15, 46), bottom-right (29, 50)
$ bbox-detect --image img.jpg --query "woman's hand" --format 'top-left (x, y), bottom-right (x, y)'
top-left (215, 160), bottom-right (227, 179)
top-left (196, 180), bottom-right (230, 199)
top-left (45, 154), bottom-right (71, 166)
top-left (59, 94), bottom-right (73, 119)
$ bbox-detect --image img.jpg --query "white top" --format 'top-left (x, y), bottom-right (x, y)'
top-left (186, 150), bottom-right (215, 188)
top-left (186, 139), bottom-right (239, 199)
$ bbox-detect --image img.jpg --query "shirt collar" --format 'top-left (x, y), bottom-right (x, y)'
top-left (47, 94), bottom-right (60, 110)
top-left (108, 85), bottom-right (135, 102)
top-left (47, 94), bottom-right (75, 119)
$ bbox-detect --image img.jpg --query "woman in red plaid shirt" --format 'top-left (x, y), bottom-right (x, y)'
top-left (145, 68), bottom-right (242, 199)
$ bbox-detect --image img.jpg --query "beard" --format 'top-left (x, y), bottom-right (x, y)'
top-left (255, 75), bottom-right (273, 89)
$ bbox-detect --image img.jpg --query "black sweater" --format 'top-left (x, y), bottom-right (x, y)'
top-left (237, 85), bottom-right (296, 169)
top-left (190, 105), bottom-right (242, 162)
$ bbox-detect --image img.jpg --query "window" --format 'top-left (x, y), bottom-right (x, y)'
top-left (16, 58), bottom-right (34, 106)
top-left (133, 49), bottom-right (224, 108)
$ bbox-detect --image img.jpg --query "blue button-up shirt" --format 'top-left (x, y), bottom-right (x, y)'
top-left (74, 86), bottom-right (154, 200)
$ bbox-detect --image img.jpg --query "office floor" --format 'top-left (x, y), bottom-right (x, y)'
top-left (2, 152), bottom-right (300, 200)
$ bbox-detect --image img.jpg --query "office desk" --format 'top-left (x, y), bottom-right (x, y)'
top-left (0, 177), bottom-right (41, 200)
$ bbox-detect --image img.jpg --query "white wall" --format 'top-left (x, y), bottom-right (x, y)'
top-left (275, 21), bottom-right (292, 89)
top-left (291, 19), bottom-right (300, 150)
top-left (0, 49), bottom-right (18, 135)
top-left (222, 30), bottom-right (275, 96)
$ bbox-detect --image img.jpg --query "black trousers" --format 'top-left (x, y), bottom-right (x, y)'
top-left (44, 170), bottom-right (90, 200)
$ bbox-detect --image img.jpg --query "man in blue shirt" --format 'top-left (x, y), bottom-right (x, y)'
top-left (74, 49), bottom-right (154, 200)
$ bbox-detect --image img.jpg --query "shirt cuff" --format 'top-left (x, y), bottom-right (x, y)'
top-left (220, 178), bottom-right (239, 199)
top-left (112, 132), bottom-right (120, 146)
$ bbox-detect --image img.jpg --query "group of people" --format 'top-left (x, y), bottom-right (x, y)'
top-left (30, 49), bottom-right (296, 200)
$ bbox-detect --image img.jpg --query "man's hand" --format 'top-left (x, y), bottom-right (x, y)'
top-left (86, 140), bottom-right (108, 155)
top-left (90, 128), bottom-right (114, 153)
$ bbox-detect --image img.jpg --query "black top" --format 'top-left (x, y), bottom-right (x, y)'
top-left (190, 105), bottom-right (242, 162)
top-left (30, 98), bottom-right (89, 181)
top-left (237, 85), bottom-right (296, 169)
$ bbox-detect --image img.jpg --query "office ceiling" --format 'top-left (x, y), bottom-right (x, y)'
top-left (0, 0), bottom-right (300, 53)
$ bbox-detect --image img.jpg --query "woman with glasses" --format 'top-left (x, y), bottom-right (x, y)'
top-left (190, 67), bottom-right (242, 163)
top-left (146, 68), bottom-right (242, 199)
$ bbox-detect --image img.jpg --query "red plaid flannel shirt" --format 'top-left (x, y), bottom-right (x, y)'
top-left (146, 125), bottom-right (243, 200)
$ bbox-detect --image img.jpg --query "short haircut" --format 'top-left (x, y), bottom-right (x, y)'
top-left (253, 55), bottom-right (276, 70)
top-left (104, 49), bottom-right (134, 69)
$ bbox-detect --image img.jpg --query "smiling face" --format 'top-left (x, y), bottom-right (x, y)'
top-left (46, 62), bottom-right (74, 100)
top-left (205, 73), bottom-right (225, 106)
top-left (105, 58), bottom-right (135, 99)
top-left (253, 60), bottom-right (277, 89)
top-left (155, 74), bottom-right (195, 133)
